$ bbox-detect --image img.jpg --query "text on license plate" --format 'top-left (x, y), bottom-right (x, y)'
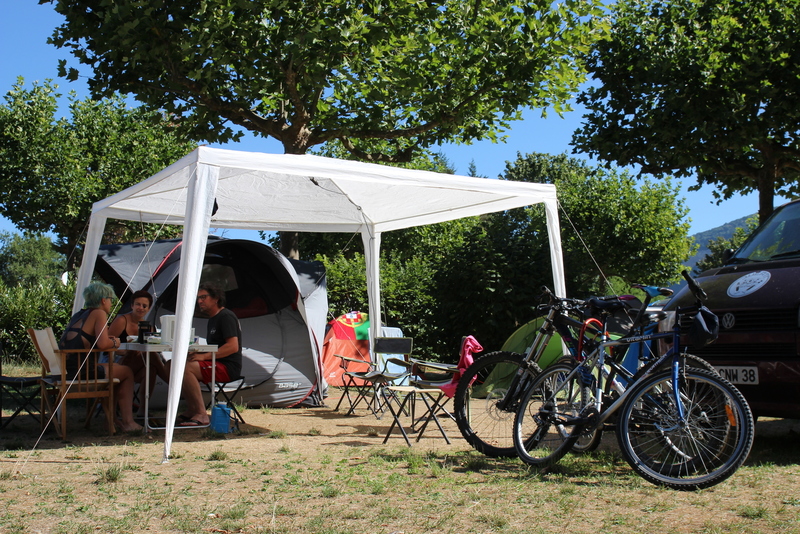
top-left (715, 366), bottom-right (759, 385)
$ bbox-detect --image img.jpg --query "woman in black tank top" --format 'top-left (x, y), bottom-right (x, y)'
top-left (109, 290), bottom-right (169, 418)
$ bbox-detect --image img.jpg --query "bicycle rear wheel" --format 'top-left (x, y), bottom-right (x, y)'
top-left (513, 363), bottom-right (592, 468)
top-left (454, 351), bottom-right (539, 458)
top-left (616, 368), bottom-right (754, 490)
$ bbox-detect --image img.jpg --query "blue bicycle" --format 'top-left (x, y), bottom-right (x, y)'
top-left (512, 272), bottom-right (754, 490)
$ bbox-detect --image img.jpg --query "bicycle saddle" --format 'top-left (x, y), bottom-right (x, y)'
top-left (586, 296), bottom-right (628, 314)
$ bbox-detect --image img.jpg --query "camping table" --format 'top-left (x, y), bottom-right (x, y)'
top-left (120, 342), bottom-right (218, 432)
top-left (382, 385), bottom-right (452, 446)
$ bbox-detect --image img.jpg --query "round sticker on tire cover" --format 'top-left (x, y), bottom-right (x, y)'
top-left (727, 271), bottom-right (771, 298)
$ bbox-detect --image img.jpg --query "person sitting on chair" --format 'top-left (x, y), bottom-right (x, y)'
top-left (170, 282), bottom-right (242, 427)
top-left (59, 282), bottom-right (142, 432)
top-left (108, 290), bottom-right (170, 418)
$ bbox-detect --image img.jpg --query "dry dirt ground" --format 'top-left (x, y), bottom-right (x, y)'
top-left (1, 391), bottom-right (799, 534)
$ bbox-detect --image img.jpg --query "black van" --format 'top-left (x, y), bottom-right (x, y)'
top-left (664, 198), bottom-right (800, 419)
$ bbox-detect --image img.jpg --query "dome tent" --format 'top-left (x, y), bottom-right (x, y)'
top-left (96, 236), bottom-right (328, 408)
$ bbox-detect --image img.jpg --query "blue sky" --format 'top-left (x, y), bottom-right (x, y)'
top-left (1, 1), bottom-right (765, 240)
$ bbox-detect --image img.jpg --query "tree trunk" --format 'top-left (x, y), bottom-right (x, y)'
top-left (756, 167), bottom-right (776, 225)
top-left (277, 142), bottom-right (308, 259)
top-left (279, 231), bottom-right (299, 259)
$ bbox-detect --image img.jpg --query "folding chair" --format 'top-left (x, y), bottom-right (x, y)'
top-left (332, 353), bottom-right (372, 413)
top-left (0, 345), bottom-right (41, 430)
top-left (28, 327), bottom-right (119, 439)
top-left (203, 377), bottom-right (247, 429)
top-left (337, 337), bottom-right (413, 418)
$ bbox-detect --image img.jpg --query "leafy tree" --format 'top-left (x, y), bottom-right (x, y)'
top-left (572, 0), bottom-right (800, 223)
top-left (694, 217), bottom-right (758, 273)
top-left (501, 153), bottom-right (695, 293)
top-left (48, 0), bottom-right (606, 159)
top-left (0, 232), bottom-right (65, 287)
top-left (46, 0), bottom-right (607, 257)
top-left (432, 153), bottom-right (695, 352)
top-left (0, 79), bottom-right (196, 266)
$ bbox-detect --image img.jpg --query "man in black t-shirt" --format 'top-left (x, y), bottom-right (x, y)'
top-left (176, 283), bottom-right (242, 427)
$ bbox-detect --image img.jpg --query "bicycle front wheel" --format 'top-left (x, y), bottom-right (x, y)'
top-left (454, 351), bottom-right (539, 458)
top-left (616, 368), bottom-right (754, 490)
top-left (513, 363), bottom-right (592, 468)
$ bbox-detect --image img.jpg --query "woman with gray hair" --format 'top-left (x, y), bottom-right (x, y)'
top-left (60, 282), bottom-right (142, 432)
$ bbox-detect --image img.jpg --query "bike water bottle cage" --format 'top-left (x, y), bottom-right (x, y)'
top-left (577, 364), bottom-right (597, 389)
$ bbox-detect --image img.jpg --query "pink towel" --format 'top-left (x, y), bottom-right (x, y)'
top-left (439, 335), bottom-right (483, 398)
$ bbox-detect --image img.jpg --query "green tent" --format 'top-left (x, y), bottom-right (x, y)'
top-left (471, 317), bottom-right (567, 398)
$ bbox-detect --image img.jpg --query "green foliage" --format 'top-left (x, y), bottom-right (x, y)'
top-left (501, 153), bottom-right (694, 293)
top-left (431, 153), bottom-right (694, 352)
top-left (316, 222), bottom-right (474, 359)
top-left (0, 232), bottom-right (65, 286)
top-left (0, 78), bottom-right (195, 266)
top-left (47, 0), bottom-right (607, 161)
top-left (573, 0), bottom-right (800, 222)
top-left (694, 217), bottom-right (758, 273)
top-left (432, 221), bottom-right (537, 354)
top-left (317, 253), bottom-right (369, 316)
top-left (0, 231), bottom-right (75, 362)
top-left (315, 153), bottom-right (693, 358)
top-left (0, 278), bottom-right (75, 362)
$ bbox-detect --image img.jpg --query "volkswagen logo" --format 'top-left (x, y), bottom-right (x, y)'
top-left (721, 312), bottom-right (736, 330)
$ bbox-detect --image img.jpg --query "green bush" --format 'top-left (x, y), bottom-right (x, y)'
top-left (318, 251), bottom-right (442, 359)
top-left (0, 279), bottom-right (76, 362)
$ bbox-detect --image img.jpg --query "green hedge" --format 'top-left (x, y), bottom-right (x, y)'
top-left (0, 279), bottom-right (75, 363)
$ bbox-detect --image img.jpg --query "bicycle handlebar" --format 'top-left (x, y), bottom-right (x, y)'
top-left (539, 286), bottom-right (586, 309)
top-left (681, 270), bottom-right (708, 302)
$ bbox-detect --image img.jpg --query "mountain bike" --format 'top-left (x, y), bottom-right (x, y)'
top-left (454, 281), bottom-right (715, 458)
top-left (512, 271), bottom-right (754, 490)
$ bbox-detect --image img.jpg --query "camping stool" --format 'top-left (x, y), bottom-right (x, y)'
top-left (382, 385), bottom-right (452, 446)
top-left (204, 377), bottom-right (247, 430)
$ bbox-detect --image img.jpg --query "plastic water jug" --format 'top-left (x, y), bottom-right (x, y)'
top-left (210, 402), bottom-right (231, 433)
top-left (160, 315), bottom-right (176, 344)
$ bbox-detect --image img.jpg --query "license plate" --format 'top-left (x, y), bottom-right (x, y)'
top-left (715, 366), bottom-right (759, 385)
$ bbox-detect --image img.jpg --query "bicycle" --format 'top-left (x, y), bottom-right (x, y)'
top-left (454, 280), bottom-right (714, 458)
top-left (513, 271), bottom-right (754, 490)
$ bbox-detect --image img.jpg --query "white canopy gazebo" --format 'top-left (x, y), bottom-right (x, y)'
top-left (73, 146), bottom-right (566, 461)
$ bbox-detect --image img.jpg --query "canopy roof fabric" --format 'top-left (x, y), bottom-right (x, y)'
top-left (73, 146), bottom-right (565, 462)
top-left (92, 147), bottom-right (563, 234)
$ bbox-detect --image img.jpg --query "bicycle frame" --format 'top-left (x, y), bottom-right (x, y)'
top-left (553, 302), bottom-right (701, 431)
top-left (496, 285), bottom-right (682, 420)
top-left (495, 299), bottom-right (621, 411)
top-left (494, 302), bottom-right (588, 412)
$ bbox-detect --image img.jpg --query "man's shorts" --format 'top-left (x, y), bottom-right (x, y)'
top-left (198, 361), bottom-right (230, 383)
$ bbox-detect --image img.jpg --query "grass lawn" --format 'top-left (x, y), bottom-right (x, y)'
top-left (0, 392), bottom-right (799, 533)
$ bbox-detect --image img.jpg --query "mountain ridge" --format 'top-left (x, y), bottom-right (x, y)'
top-left (688, 214), bottom-right (754, 270)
